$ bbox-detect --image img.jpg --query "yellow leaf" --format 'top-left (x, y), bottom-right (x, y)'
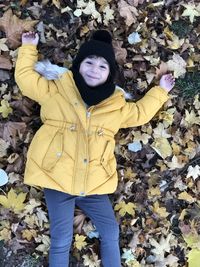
top-left (0, 188), bottom-right (27, 213)
top-left (124, 167), bottom-right (137, 180)
top-left (153, 123), bottom-right (171, 138)
top-left (153, 201), bottom-right (169, 218)
top-left (167, 35), bottom-right (184, 50)
top-left (74, 234), bottom-right (87, 250)
top-left (0, 228), bottom-right (11, 242)
top-left (151, 137), bottom-right (172, 159)
top-left (22, 229), bottom-right (37, 241)
top-left (148, 186), bottom-right (161, 197)
top-left (178, 191), bottom-right (196, 203)
top-left (0, 99), bottom-right (13, 118)
top-left (133, 131), bottom-right (151, 145)
top-left (182, 110), bottom-right (200, 127)
top-left (96, 0), bottom-right (112, 6)
top-left (188, 249), bottom-right (200, 267)
top-left (164, 26), bottom-right (174, 39)
top-left (114, 201), bottom-right (135, 216)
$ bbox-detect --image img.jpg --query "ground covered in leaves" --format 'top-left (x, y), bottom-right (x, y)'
top-left (0, 0), bottom-right (200, 266)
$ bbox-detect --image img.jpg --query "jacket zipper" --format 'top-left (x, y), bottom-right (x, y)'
top-left (83, 107), bottom-right (94, 194)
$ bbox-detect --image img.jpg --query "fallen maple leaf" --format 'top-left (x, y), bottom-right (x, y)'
top-left (0, 138), bottom-right (9, 157)
top-left (186, 165), bottom-right (200, 180)
top-left (82, 253), bottom-right (101, 267)
top-left (103, 5), bottom-right (115, 25)
top-left (167, 54), bottom-right (187, 78)
top-left (2, 121), bottom-right (27, 148)
top-left (178, 191), bottom-right (196, 204)
top-left (0, 9), bottom-right (38, 49)
top-left (0, 228), bottom-right (11, 242)
top-left (22, 229), bottom-right (37, 241)
top-left (118, 0), bottom-right (139, 27)
top-left (181, 110), bottom-right (200, 127)
top-left (181, 3), bottom-right (200, 24)
top-left (74, 234), bottom-right (87, 250)
top-left (35, 234), bottom-right (50, 254)
top-left (0, 188), bottom-right (27, 213)
top-left (153, 201), bottom-right (169, 218)
top-left (151, 137), bottom-right (172, 159)
top-left (114, 201), bottom-right (136, 216)
top-left (0, 99), bottom-right (13, 118)
top-left (149, 233), bottom-right (172, 260)
top-left (113, 40), bottom-right (127, 65)
top-left (166, 155), bottom-right (185, 170)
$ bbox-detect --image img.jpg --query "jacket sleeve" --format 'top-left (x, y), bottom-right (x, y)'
top-left (14, 44), bottom-right (58, 105)
top-left (120, 86), bottom-right (169, 128)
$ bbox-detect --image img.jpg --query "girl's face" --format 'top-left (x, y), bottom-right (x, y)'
top-left (79, 56), bottom-right (110, 87)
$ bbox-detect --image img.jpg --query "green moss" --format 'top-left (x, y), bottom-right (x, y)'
top-left (175, 72), bottom-right (200, 98)
top-left (170, 20), bottom-right (192, 38)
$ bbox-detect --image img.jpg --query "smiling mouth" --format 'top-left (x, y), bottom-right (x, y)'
top-left (87, 75), bottom-right (99, 80)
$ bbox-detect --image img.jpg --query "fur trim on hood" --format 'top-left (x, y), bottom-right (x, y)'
top-left (34, 60), bottom-right (132, 100)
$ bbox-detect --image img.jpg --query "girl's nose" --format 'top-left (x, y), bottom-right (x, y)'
top-left (91, 64), bottom-right (99, 73)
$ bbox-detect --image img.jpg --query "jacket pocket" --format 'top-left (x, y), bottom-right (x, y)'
top-left (100, 141), bottom-right (115, 176)
top-left (42, 129), bottom-right (63, 171)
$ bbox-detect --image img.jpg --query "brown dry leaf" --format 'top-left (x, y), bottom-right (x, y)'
top-left (0, 9), bottom-right (38, 49)
top-left (74, 208), bottom-right (87, 234)
top-left (127, 0), bottom-right (145, 6)
top-left (20, 0), bottom-right (28, 6)
top-left (11, 98), bottom-right (34, 116)
top-left (113, 40), bottom-right (127, 65)
top-left (3, 121), bottom-right (26, 148)
top-left (155, 61), bottom-right (169, 78)
top-left (0, 55), bottom-right (12, 70)
top-left (52, 0), bottom-right (61, 9)
top-left (118, 0), bottom-right (139, 27)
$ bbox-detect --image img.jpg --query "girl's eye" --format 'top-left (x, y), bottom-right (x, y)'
top-left (100, 65), bottom-right (107, 69)
top-left (85, 61), bottom-right (92, 65)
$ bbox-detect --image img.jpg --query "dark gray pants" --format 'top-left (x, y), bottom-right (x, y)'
top-left (44, 188), bottom-right (121, 267)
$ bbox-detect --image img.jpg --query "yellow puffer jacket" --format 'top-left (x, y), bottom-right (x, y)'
top-left (15, 44), bottom-right (169, 196)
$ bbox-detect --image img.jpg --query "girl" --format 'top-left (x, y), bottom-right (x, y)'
top-left (15, 30), bottom-right (175, 267)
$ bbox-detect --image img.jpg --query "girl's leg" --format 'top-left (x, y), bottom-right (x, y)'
top-left (76, 194), bottom-right (121, 267)
top-left (44, 188), bottom-right (76, 267)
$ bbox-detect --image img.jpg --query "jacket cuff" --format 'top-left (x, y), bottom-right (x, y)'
top-left (147, 86), bottom-right (169, 102)
top-left (19, 44), bottom-right (38, 54)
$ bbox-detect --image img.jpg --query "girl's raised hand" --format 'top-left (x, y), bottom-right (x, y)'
top-left (22, 31), bottom-right (39, 46)
top-left (159, 73), bottom-right (175, 92)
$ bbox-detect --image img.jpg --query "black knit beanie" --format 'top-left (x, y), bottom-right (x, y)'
top-left (72, 30), bottom-right (117, 78)
top-left (71, 30), bottom-right (117, 106)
